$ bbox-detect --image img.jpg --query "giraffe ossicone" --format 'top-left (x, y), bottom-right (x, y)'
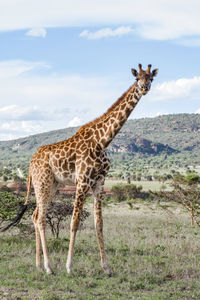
top-left (2, 64), bottom-right (158, 274)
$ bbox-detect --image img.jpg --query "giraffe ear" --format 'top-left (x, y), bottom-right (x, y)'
top-left (152, 68), bottom-right (159, 77)
top-left (131, 68), bottom-right (138, 77)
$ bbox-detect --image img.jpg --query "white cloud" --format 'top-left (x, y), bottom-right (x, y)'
top-left (0, 60), bottom-right (121, 140)
top-left (0, 1), bottom-right (199, 41)
top-left (0, 121), bottom-right (42, 133)
top-left (79, 26), bottom-right (133, 39)
top-left (0, 60), bottom-right (50, 78)
top-left (0, 105), bottom-right (48, 121)
top-left (147, 76), bottom-right (200, 102)
top-left (0, 60), bottom-right (199, 141)
top-left (26, 27), bottom-right (47, 38)
top-left (195, 109), bottom-right (200, 114)
top-left (0, 133), bottom-right (17, 141)
top-left (67, 117), bottom-right (82, 127)
top-left (0, 121), bottom-right (43, 140)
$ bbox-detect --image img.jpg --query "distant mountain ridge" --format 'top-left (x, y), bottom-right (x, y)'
top-left (0, 113), bottom-right (199, 166)
top-left (107, 135), bottom-right (178, 155)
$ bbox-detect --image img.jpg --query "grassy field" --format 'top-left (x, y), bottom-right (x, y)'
top-left (1, 202), bottom-right (200, 299)
top-left (105, 179), bottom-right (172, 191)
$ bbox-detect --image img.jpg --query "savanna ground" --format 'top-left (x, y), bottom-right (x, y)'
top-left (1, 202), bottom-right (200, 300)
top-left (105, 179), bottom-right (171, 191)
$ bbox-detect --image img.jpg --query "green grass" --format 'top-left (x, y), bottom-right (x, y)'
top-left (1, 203), bottom-right (200, 299)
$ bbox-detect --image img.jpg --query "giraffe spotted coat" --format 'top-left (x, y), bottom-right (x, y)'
top-left (25, 64), bottom-right (158, 274)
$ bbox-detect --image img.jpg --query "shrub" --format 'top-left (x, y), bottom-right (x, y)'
top-left (152, 175), bottom-right (200, 227)
top-left (111, 183), bottom-right (145, 202)
top-left (185, 173), bottom-right (200, 185)
top-left (46, 201), bottom-right (90, 238)
top-left (0, 192), bottom-right (25, 226)
top-left (111, 184), bottom-right (126, 202)
top-left (0, 193), bottom-right (90, 238)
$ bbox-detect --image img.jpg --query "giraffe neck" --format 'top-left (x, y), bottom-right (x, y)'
top-left (95, 82), bottom-right (142, 149)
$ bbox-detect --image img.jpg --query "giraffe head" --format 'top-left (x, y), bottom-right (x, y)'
top-left (131, 64), bottom-right (158, 95)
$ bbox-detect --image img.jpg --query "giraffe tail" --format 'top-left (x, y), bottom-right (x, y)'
top-left (24, 173), bottom-right (32, 206)
top-left (0, 174), bottom-right (32, 232)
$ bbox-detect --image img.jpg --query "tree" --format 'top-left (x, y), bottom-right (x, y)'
top-left (185, 173), bottom-right (200, 185)
top-left (153, 174), bottom-right (200, 227)
top-left (46, 201), bottom-right (90, 238)
top-left (127, 176), bottom-right (131, 184)
top-left (111, 183), bottom-right (144, 202)
top-left (111, 184), bottom-right (126, 202)
top-left (0, 193), bottom-right (90, 238)
top-left (3, 175), bottom-right (8, 182)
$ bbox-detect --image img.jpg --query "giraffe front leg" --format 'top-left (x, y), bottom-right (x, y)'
top-left (66, 185), bottom-right (89, 273)
top-left (35, 225), bottom-right (42, 271)
top-left (33, 202), bottom-right (53, 275)
top-left (93, 185), bottom-right (110, 275)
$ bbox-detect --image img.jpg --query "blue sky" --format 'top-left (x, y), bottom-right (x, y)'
top-left (0, 0), bottom-right (200, 140)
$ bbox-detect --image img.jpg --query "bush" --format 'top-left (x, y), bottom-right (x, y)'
top-left (111, 184), bottom-right (145, 202)
top-left (0, 192), bottom-right (90, 238)
top-left (153, 175), bottom-right (200, 227)
top-left (0, 192), bottom-right (25, 226)
top-left (46, 200), bottom-right (90, 238)
top-left (111, 184), bottom-right (127, 202)
top-left (185, 173), bottom-right (200, 185)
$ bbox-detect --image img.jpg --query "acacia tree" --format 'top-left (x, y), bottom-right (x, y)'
top-left (153, 173), bottom-right (200, 226)
top-left (46, 201), bottom-right (90, 238)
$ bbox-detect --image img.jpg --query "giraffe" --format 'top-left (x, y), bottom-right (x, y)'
top-left (3, 64), bottom-right (158, 274)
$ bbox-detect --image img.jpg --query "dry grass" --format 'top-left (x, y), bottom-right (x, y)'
top-left (105, 179), bottom-right (172, 191)
top-left (0, 202), bottom-right (200, 299)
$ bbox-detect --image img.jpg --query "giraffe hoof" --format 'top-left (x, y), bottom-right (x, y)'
top-left (46, 267), bottom-right (54, 275)
top-left (66, 265), bottom-right (73, 274)
top-left (36, 265), bottom-right (43, 272)
top-left (47, 269), bottom-right (54, 275)
top-left (102, 263), bottom-right (111, 275)
top-left (104, 267), bottom-right (111, 276)
top-left (66, 260), bottom-right (73, 274)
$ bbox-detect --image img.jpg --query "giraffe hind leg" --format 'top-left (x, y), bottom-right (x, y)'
top-left (92, 179), bottom-right (110, 274)
top-left (32, 179), bottom-right (58, 274)
top-left (32, 207), bottom-right (42, 271)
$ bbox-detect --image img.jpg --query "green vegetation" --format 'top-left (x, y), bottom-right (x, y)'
top-left (0, 114), bottom-right (199, 178)
top-left (1, 169), bottom-right (200, 298)
top-left (0, 194), bottom-right (90, 238)
top-left (1, 203), bottom-right (200, 299)
top-left (154, 173), bottom-right (200, 227)
top-left (0, 192), bottom-right (25, 226)
top-left (0, 113), bottom-right (200, 298)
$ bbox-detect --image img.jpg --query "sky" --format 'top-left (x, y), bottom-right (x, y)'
top-left (0, 0), bottom-right (200, 141)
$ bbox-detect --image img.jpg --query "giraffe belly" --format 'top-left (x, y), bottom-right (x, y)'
top-left (54, 171), bottom-right (76, 185)
top-left (49, 154), bottom-right (76, 185)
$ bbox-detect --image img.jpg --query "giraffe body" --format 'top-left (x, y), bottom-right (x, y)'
top-left (25, 64), bottom-right (158, 274)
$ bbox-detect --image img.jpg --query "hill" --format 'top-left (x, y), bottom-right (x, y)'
top-left (0, 113), bottom-right (199, 169)
top-left (108, 135), bottom-right (178, 155)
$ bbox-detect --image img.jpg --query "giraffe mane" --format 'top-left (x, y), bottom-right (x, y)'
top-left (77, 83), bottom-right (135, 133)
